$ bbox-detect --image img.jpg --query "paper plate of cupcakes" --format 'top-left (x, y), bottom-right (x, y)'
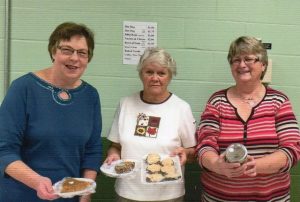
top-left (100, 159), bottom-right (138, 178)
top-left (141, 153), bottom-right (182, 184)
top-left (53, 177), bottom-right (96, 198)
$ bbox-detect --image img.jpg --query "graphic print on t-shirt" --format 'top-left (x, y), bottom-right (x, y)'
top-left (134, 113), bottom-right (160, 138)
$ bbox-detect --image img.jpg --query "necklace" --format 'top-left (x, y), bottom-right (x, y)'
top-left (233, 84), bottom-right (265, 108)
top-left (240, 97), bottom-right (256, 107)
top-left (234, 90), bottom-right (257, 107)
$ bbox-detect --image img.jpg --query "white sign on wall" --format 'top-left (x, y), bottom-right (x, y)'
top-left (123, 21), bottom-right (157, 65)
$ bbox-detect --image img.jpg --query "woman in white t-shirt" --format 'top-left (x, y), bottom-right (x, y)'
top-left (104, 47), bottom-right (197, 202)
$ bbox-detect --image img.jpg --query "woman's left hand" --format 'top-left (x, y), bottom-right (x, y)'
top-left (243, 155), bottom-right (257, 177)
top-left (171, 147), bottom-right (187, 165)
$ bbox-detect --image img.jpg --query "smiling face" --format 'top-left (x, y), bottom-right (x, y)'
top-left (140, 62), bottom-right (172, 102)
top-left (230, 53), bottom-right (266, 84)
top-left (227, 36), bottom-right (268, 84)
top-left (51, 35), bottom-right (89, 83)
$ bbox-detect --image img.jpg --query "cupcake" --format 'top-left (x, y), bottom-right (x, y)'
top-left (146, 153), bottom-right (161, 164)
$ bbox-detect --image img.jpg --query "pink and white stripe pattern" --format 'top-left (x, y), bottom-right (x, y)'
top-left (196, 87), bottom-right (300, 201)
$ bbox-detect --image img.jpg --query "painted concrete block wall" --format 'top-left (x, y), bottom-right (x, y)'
top-left (2, 0), bottom-right (300, 133)
top-left (1, 0), bottom-right (300, 200)
top-left (0, 2), bottom-right (5, 99)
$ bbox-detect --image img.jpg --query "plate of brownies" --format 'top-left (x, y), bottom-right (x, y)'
top-left (100, 159), bottom-right (138, 178)
top-left (141, 153), bottom-right (182, 184)
top-left (53, 177), bottom-right (96, 198)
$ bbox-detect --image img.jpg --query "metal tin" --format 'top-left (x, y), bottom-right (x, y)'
top-left (225, 143), bottom-right (248, 163)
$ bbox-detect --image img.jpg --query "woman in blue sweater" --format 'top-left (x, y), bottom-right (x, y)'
top-left (0, 22), bottom-right (102, 201)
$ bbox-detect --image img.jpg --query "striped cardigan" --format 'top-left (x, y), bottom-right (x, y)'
top-left (196, 87), bottom-right (300, 202)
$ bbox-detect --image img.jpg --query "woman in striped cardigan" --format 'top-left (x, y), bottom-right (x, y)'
top-left (196, 36), bottom-right (300, 202)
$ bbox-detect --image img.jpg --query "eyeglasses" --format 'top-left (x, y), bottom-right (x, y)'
top-left (57, 46), bottom-right (89, 59)
top-left (231, 57), bottom-right (259, 66)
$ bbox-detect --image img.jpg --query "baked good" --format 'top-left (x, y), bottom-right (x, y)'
top-left (60, 178), bottom-right (92, 193)
top-left (161, 157), bottom-right (174, 166)
top-left (114, 161), bottom-right (135, 174)
top-left (146, 153), bottom-right (161, 164)
top-left (164, 172), bottom-right (181, 181)
top-left (146, 173), bottom-right (164, 183)
top-left (143, 154), bottom-right (182, 183)
top-left (160, 165), bottom-right (176, 175)
top-left (146, 164), bottom-right (161, 173)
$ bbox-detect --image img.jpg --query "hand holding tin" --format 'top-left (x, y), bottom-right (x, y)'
top-left (243, 155), bottom-right (257, 177)
top-left (214, 153), bottom-right (247, 178)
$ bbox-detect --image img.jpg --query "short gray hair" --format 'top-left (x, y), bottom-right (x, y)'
top-left (137, 47), bottom-right (177, 78)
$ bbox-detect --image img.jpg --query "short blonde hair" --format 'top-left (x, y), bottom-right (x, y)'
top-left (227, 36), bottom-right (268, 79)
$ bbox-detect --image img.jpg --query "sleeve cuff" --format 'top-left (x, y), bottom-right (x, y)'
top-left (0, 154), bottom-right (20, 177)
top-left (197, 146), bottom-right (218, 169)
top-left (278, 148), bottom-right (293, 173)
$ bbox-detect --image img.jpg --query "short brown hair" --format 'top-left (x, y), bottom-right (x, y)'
top-left (48, 22), bottom-right (94, 62)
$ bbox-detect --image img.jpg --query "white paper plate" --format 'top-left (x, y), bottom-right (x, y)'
top-left (100, 159), bottom-right (139, 178)
top-left (53, 177), bottom-right (96, 198)
top-left (141, 154), bottom-right (183, 184)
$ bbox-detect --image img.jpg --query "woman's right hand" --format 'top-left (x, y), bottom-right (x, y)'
top-left (104, 153), bottom-right (120, 165)
top-left (5, 161), bottom-right (59, 200)
top-left (35, 176), bottom-right (59, 200)
top-left (104, 142), bottom-right (122, 165)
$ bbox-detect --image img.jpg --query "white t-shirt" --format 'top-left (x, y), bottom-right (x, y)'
top-left (107, 92), bottom-right (196, 201)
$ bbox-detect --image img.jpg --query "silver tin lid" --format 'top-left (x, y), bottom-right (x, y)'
top-left (225, 143), bottom-right (247, 163)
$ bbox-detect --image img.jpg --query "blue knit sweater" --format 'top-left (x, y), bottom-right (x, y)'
top-left (0, 73), bottom-right (102, 201)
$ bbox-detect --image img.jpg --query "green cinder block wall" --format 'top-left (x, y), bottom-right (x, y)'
top-left (1, 0), bottom-right (300, 201)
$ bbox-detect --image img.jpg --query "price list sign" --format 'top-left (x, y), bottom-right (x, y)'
top-left (123, 21), bottom-right (157, 65)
